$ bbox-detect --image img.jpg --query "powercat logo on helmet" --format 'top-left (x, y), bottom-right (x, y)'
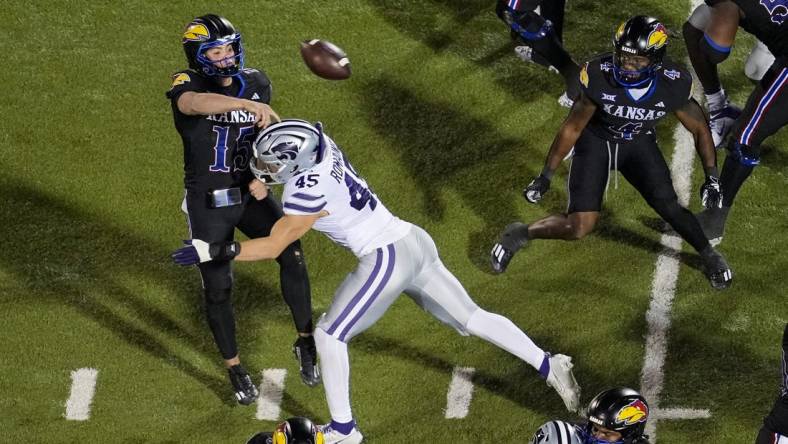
top-left (270, 138), bottom-right (301, 161)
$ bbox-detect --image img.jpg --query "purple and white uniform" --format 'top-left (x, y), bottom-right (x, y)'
top-left (282, 137), bottom-right (481, 341)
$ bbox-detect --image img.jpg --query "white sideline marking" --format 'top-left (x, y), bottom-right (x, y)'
top-left (256, 369), bottom-right (287, 421)
top-left (445, 367), bottom-right (475, 419)
top-left (639, 3), bottom-right (712, 440)
top-left (65, 368), bottom-right (98, 421)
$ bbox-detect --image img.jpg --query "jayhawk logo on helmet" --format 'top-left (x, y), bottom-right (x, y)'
top-left (183, 22), bottom-right (210, 42)
top-left (615, 399), bottom-right (649, 426)
top-left (647, 23), bottom-right (668, 49)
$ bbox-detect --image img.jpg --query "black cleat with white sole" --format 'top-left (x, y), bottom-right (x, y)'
top-left (491, 223), bottom-right (529, 273)
top-left (293, 335), bottom-right (321, 387)
top-left (228, 364), bottom-right (258, 406)
top-left (700, 246), bottom-right (733, 290)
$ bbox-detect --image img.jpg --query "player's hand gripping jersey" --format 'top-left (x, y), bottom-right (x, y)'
top-left (580, 54), bottom-right (694, 142)
top-left (166, 68), bottom-right (272, 192)
top-left (280, 135), bottom-right (411, 258)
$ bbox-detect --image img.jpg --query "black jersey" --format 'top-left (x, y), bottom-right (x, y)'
top-left (579, 54), bottom-right (693, 143)
top-left (166, 68), bottom-right (272, 192)
top-left (706, 0), bottom-right (788, 57)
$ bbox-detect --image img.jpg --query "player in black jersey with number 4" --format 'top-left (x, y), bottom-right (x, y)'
top-left (166, 14), bottom-right (318, 405)
top-left (491, 16), bottom-right (734, 290)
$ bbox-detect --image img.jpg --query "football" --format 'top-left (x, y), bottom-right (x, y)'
top-left (299, 39), bottom-right (351, 80)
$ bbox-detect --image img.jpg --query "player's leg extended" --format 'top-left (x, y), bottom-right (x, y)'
top-left (407, 226), bottom-right (580, 411)
top-left (491, 130), bottom-right (606, 273)
top-left (238, 194), bottom-right (313, 334)
top-left (184, 191), bottom-right (258, 404)
top-left (683, 6), bottom-right (741, 147)
top-left (314, 241), bottom-right (412, 442)
top-left (502, 6), bottom-right (580, 101)
top-left (238, 194), bottom-right (319, 386)
top-left (700, 64), bottom-right (788, 244)
top-left (620, 138), bottom-right (732, 289)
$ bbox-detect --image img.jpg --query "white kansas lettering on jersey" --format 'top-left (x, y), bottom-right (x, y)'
top-left (281, 135), bottom-right (411, 257)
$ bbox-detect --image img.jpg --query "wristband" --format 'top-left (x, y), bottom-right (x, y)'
top-left (209, 241), bottom-right (240, 261)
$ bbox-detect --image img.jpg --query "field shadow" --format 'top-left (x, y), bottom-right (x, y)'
top-left (0, 179), bottom-right (294, 405)
top-left (356, 76), bottom-right (553, 270)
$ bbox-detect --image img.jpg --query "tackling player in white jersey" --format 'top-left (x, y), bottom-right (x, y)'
top-left (172, 120), bottom-right (582, 443)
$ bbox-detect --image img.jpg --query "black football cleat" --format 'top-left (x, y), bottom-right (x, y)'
top-left (490, 223), bottom-right (530, 273)
top-left (700, 247), bottom-right (733, 290)
top-left (293, 335), bottom-right (321, 387)
top-left (228, 364), bottom-right (259, 406)
top-left (490, 243), bottom-right (515, 274)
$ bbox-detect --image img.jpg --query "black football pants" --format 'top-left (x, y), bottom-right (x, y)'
top-left (184, 190), bottom-right (312, 360)
top-left (567, 129), bottom-right (710, 253)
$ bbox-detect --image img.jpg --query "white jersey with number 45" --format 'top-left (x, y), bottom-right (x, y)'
top-left (281, 135), bottom-right (411, 257)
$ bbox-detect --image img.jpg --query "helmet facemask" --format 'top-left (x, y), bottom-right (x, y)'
top-left (612, 49), bottom-right (656, 87)
top-left (196, 33), bottom-right (244, 77)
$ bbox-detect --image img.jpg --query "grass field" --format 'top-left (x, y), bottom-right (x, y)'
top-left (2, 1), bottom-right (787, 442)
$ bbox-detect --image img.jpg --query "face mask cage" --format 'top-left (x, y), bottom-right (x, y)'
top-left (612, 49), bottom-right (657, 87)
top-left (196, 33), bottom-right (244, 77)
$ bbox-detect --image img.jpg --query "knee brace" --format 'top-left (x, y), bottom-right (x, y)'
top-left (510, 10), bottom-right (553, 42)
top-left (701, 33), bottom-right (731, 64)
top-left (729, 141), bottom-right (761, 166)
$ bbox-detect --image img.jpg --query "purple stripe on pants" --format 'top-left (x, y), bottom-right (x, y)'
top-left (326, 248), bottom-right (383, 336)
top-left (339, 244), bottom-right (396, 342)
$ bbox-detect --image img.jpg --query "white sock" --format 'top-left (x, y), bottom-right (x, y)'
top-left (465, 308), bottom-right (545, 370)
top-left (314, 328), bottom-right (354, 423)
top-left (705, 88), bottom-right (728, 112)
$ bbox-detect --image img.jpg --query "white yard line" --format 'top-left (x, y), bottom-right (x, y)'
top-left (445, 367), bottom-right (475, 419)
top-left (639, 2), bottom-right (711, 440)
top-left (256, 369), bottom-right (287, 421)
top-left (64, 368), bottom-right (99, 421)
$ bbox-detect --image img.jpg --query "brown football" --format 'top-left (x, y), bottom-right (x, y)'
top-left (300, 39), bottom-right (351, 80)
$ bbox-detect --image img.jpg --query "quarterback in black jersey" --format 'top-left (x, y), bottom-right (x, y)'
top-left (756, 324), bottom-right (788, 444)
top-left (167, 14), bottom-right (319, 405)
top-left (491, 16), bottom-right (734, 290)
top-left (684, 0), bottom-right (788, 245)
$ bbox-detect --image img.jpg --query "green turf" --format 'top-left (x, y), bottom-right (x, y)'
top-left (1, 1), bottom-right (786, 442)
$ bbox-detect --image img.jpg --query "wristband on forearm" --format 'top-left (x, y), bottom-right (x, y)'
top-left (209, 241), bottom-right (240, 261)
top-left (540, 166), bottom-right (555, 180)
